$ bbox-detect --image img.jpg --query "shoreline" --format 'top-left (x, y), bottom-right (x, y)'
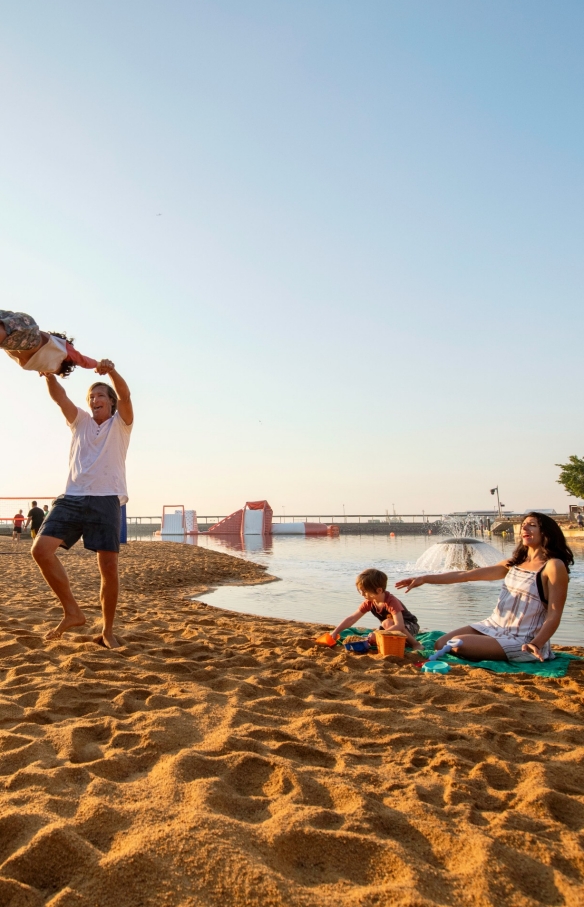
top-left (1, 539), bottom-right (583, 906)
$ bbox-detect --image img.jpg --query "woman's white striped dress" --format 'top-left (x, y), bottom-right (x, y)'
top-left (470, 565), bottom-right (554, 662)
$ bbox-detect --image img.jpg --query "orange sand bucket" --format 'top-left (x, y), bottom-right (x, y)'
top-left (375, 630), bottom-right (406, 657)
top-left (316, 632), bottom-right (337, 647)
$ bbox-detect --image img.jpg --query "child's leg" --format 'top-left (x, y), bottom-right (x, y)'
top-left (0, 312), bottom-right (41, 351)
top-left (381, 617), bottom-right (422, 651)
top-left (403, 627), bottom-right (422, 650)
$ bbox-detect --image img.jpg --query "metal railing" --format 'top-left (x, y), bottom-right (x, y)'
top-left (128, 513), bottom-right (445, 526)
top-left (126, 512), bottom-right (571, 527)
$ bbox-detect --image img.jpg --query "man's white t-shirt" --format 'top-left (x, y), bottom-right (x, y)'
top-left (65, 408), bottom-right (133, 504)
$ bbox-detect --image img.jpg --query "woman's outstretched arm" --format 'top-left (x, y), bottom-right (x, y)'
top-left (395, 561), bottom-right (509, 594)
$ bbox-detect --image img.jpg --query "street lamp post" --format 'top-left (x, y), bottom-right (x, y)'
top-left (490, 486), bottom-right (503, 519)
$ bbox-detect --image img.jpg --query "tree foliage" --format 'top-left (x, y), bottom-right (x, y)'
top-left (556, 455), bottom-right (584, 499)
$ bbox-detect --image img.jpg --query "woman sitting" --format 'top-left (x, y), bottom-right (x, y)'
top-left (395, 512), bottom-right (573, 663)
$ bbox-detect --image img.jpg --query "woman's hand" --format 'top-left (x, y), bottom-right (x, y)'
top-left (395, 576), bottom-right (426, 593)
top-left (522, 641), bottom-right (544, 662)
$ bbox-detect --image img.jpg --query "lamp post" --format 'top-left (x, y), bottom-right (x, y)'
top-left (490, 486), bottom-right (503, 519)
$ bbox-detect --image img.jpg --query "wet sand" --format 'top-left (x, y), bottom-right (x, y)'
top-left (1, 539), bottom-right (583, 907)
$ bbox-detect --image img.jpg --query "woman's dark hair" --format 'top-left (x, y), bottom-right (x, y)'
top-left (49, 332), bottom-right (76, 378)
top-left (507, 512), bottom-right (574, 574)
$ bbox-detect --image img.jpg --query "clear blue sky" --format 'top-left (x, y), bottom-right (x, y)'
top-left (1, 1), bottom-right (582, 515)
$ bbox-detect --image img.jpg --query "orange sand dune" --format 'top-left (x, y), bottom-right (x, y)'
top-left (1, 539), bottom-right (583, 907)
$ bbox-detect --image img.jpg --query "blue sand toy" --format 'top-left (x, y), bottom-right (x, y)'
top-left (344, 640), bottom-right (370, 654)
top-left (427, 637), bottom-right (462, 661)
top-left (421, 661), bottom-right (450, 674)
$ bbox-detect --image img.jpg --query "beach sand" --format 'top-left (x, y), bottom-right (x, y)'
top-left (1, 539), bottom-right (583, 907)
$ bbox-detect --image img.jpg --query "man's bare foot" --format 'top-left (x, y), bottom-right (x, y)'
top-left (93, 632), bottom-right (122, 649)
top-left (45, 610), bottom-right (86, 640)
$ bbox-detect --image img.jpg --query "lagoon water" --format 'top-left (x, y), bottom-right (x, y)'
top-left (129, 530), bottom-right (584, 647)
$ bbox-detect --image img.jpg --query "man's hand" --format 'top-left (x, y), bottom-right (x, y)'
top-left (95, 359), bottom-right (116, 375)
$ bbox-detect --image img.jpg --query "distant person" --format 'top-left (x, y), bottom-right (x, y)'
top-left (396, 512), bottom-right (572, 663)
top-left (32, 360), bottom-right (133, 648)
top-left (331, 568), bottom-right (423, 651)
top-left (576, 512), bottom-right (584, 529)
top-left (43, 504), bottom-right (50, 518)
top-left (12, 510), bottom-right (26, 543)
top-left (25, 501), bottom-right (45, 539)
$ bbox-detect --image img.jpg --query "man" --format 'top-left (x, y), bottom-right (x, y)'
top-left (43, 504), bottom-right (50, 518)
top-left (32, 360), bottom-right (133, 648)
top-left (12, 510), bottom-right (25, 543)
top-left (25, 501), bottom-right (45, 539)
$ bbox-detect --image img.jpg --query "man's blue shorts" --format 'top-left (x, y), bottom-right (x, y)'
top-left (38, 494), bottom-right (121, 553)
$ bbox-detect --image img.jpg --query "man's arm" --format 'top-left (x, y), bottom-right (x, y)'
top-left (95, 360), bottom-right (133, 425)
top-left (44, 374), bottom-right (78, 423)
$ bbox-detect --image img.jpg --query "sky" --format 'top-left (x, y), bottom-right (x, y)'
top-left (1, 0), bottom-right (583, 517)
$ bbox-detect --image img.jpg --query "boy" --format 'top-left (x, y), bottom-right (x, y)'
top-left (0, 310), bottom-right (98, 377)
top-left (332, 568), bottom-right (423, 651)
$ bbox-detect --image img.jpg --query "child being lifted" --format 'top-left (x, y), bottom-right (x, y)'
top-left (0, 309), bottom-right (98, 377)
top-left (332, 568), bottom-right (423, 651)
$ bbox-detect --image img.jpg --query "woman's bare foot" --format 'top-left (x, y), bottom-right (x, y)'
top-left (45, 609), bottom-right (86, 640)
top-left (93, 632), bottom-right (122, 649)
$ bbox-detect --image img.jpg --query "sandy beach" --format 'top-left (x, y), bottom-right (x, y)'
top-left (1, 539), bottom-right (583, 907)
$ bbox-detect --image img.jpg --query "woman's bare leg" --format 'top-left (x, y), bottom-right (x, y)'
top-left (434, 626), bottom-right (482, 649)
top-left (450, 634), bottom-right (507, 661)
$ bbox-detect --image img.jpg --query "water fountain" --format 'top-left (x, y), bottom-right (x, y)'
top-left (415, 514), bottom-right (501, 572)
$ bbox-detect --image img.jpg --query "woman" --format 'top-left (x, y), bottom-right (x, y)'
top-left (395, 512), bottom-right (573, 663)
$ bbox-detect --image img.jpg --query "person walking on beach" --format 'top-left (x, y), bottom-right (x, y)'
top-left (25, 501), bottom-right (45, 539)
top-left (12, 510), bottom-right (26, 543)
top-left (32, 360), bottom-right (133, 649)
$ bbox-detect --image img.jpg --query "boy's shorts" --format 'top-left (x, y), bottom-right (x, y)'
top-left (0, 310), bottom-right (41, 350)
top-left (404, 619), bottom-right (420, 638)
top-left (13, 526), bottom-right (22, 534)
top-left (37, 494), bottom-right (121, 553)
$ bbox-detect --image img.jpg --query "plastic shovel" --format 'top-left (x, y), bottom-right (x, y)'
top-left (315, 632), bottom-right (337, 647)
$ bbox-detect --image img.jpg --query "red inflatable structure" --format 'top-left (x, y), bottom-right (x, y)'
top-left (208, 501), bottom-right (336, 537)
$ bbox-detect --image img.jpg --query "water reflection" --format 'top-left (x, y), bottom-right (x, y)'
top-left (126, 528), bottom-right (274, 554)
top-left (208, 534), bottom-right (274, 555)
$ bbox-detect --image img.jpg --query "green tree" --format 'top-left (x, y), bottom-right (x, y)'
top-left (556, 455), bottom-right (584, 499)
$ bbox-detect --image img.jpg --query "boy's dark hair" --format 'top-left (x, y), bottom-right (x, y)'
top-left (87, 382), bottom-right (118, 415)
top-left (356, 568), bottom-right (388, 594)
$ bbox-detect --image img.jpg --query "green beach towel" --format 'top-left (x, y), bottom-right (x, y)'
top-left (339, 627), bottom-right (582, 677)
